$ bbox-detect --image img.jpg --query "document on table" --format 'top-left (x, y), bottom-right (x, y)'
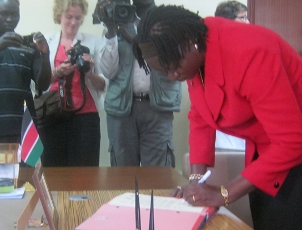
top-left (109, 192), bottom-right (205, 213)
top-left (0, 187), bottom-right (25, 200)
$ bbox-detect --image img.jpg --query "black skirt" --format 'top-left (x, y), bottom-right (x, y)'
top-left (249, 164), bottom-right (302, 230)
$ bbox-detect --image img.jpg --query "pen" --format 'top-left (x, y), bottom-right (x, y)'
top-left (198, 170), bottom-right (211, 184)
top-left (135, 175), bottom-right (141, 230)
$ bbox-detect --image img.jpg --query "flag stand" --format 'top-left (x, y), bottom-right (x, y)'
top-left (17, 163), bottom-right (58, 230)
top-left (22, 165), bottom-right (35, 192)
top-left (22, 181), bottom-right (35, 192)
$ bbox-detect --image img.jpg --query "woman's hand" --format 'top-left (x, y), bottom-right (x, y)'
top-left (82, 53), bottom-right (94, 75)
top-left (82, 53), bottom-right (106, 91)
top-left (55, 61), bottom-right (76, 78)
top-left (170, 185), bottom-right (184, 198)
top-left (183, 183), bottom-right (224, 207)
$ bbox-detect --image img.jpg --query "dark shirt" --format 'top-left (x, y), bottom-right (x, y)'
top-left (0, 46), bottom-right (41, 142)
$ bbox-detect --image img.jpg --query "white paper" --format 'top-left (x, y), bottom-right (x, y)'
top-left (108, 192), bottom-right (205, 213)
top-left (0, 164), bottom-right (19, 179)
top-left (0, 187), bottom-right (25, 199)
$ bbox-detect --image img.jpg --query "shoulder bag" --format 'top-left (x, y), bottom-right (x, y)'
top-left (34, 72), bottom-right (86, 128)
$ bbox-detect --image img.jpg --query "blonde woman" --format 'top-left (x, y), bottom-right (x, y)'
top-left (39, 0), bottom-right (115, 166)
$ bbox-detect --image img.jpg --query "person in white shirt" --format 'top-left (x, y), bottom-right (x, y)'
top-left (97, 0), bottom-right (182, 166)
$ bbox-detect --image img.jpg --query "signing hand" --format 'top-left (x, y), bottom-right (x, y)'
top-left (183, 183), bottom-right (224, 207)
top-left (170, 179), bottom-right (199, 198)
top-left (170, 185), bottom-right (184, 198)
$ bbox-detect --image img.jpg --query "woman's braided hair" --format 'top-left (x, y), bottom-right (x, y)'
top-left (133, 5), bottom-right (208, 73)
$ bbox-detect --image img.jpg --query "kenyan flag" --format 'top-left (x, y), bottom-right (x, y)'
top-left (21, 107), bottom-right (43, 167)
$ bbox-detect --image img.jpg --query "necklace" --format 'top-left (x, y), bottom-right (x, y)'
top-left (199, 67), bottom-right (205, 87)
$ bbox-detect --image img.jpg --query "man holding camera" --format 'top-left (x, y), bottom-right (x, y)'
top-left (0, 0), bottom-right (51, 144)
top-left (98, 0), bottom-right (182, 167)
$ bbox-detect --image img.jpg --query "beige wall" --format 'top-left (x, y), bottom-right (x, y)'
top-left (16, 0), bottom-right (247, 171)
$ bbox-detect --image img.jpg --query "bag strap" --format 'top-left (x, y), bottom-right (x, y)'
top-left (58, 71), bottom-right (86, 112)
top-left (38, 71), bottom-right (87, 113)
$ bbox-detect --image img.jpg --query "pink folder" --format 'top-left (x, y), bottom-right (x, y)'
top-left (75, 193), bottom-right (217, 230)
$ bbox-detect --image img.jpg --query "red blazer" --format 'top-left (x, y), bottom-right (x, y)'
top-left (188, 17), bottom-right (302, 196)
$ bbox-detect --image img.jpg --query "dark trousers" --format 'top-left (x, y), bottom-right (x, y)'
top-left (249, 164), bottom-right (302, 230)
top-left (107, 100), bottom-right (175, 167)
top-left (39, 112), bottom-right (100, 167)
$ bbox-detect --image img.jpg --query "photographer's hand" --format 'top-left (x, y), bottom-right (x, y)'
top-left (118, 23), bottom-right (137, 44)
top-left (98, 0), bottom-right (118, 39)
top-left (82, 53), bottom-right (105, 91)
top-left (53, 61), bottom-right (76, 81)
top-left (33, 32), bottom-right (49, 54)
top-left (0, 32), bottom-right (23, 50)
top-left (104, 20), bottom-right (118, 39)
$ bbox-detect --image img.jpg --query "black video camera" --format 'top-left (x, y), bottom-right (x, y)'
top-left (92, 0), bottom-right (136, 24)
top-left (66, 40), bottom-right (90, 73)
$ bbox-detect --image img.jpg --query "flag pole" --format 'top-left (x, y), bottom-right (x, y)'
top-left (20, 101), bottom-right (36, 191)
top-left (20, 100), bottom-right (36, 192)
top-left (22, 164), bottom-right (35, 192)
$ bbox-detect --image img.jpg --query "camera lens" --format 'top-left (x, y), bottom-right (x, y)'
top-left (117, 6), bottom-right (129, 18)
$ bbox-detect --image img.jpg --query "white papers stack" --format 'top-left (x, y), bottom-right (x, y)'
top-left (0, 164), bottom-right (19, 179)
top-left (0, 187), bottom-right (25, 200)
top-left (109, 192), bottom-right (205, 213)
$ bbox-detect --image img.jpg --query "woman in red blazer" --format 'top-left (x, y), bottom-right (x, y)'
top-left (134, 5), bottom-right (302, 230)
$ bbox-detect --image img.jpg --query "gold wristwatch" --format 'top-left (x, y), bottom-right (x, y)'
top-left (220, 185), bottom-right (229, 206)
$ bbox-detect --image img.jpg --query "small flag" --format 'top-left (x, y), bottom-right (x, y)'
top-left (21, 107), bottom-right (44, 167)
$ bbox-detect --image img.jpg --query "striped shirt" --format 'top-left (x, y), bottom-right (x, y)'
top-left (0, 46), bottom-right (41, 140)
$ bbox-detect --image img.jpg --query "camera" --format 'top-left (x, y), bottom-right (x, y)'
top-left (66, 40), bottom-right (90, 73)
top-left (22, 34), bottom-right (34, 47)
top-left (92, 0), bottom-right (136, 24)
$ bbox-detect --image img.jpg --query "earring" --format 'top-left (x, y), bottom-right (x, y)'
top-left (194, 44), bottom-right (198, 50)
top-left (174, 71), bottom-right (180, 77)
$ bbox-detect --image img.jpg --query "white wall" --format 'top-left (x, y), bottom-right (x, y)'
top-left (16, 0), bottom-right (247, 171)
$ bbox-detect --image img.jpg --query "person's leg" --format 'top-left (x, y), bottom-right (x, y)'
top-left (249, 164), bottom-right (302, 230)
top-left (39, 123), bottom-right (68, 167)
top-left (107, 110), bottom-right (140, 166)
top-left (136, 100), bottom-right (175, 167)
top-left (66, 113), bottom-right (100, 166)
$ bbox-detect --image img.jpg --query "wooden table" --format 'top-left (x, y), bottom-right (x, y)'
top-left (18, 166), bottom-right (189, 190)
top-left (16, 166), bottom-right (252, 230)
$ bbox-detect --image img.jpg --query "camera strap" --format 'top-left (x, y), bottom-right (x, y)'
top-left (58, 71), bottom-right (86, 112)
top-left (36, 72), bottom-right (87, 113)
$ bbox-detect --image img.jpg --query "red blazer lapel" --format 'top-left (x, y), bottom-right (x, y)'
top-left (187, 23), bottom-right (226, 127)
top-left (188, 75), bottom-right (223, 129)
top-left (204, 22), bottom-right (226, 122)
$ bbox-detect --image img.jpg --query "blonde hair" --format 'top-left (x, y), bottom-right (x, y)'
top-left (53, 0), bottom-right (88, 24)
